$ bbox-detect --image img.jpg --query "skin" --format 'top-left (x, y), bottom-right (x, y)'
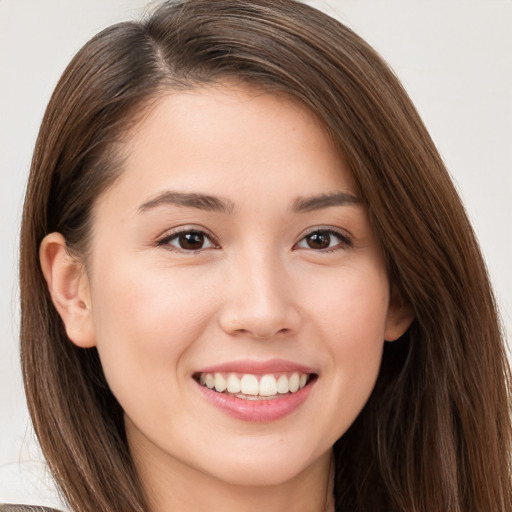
top-left (41, 83), bottom-right (412, 512)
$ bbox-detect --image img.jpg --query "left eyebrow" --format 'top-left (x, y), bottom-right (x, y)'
top-left (292, 192), bottom-right (361, 213)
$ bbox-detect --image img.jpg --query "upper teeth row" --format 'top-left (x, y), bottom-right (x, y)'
top-left (199, 372), bottom-right (309, 396)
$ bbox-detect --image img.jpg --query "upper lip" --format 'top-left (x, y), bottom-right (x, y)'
top-left (195, 358), bottom-right (317, 375)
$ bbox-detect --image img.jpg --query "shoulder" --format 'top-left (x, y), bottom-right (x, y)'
top-left (0, 506), bottom-right (63, 512)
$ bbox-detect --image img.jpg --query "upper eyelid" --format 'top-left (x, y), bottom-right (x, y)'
top-left (298, 225), bottom-right (352, 241)
top-left (155, 224), bottom-right (352, 247)
top-left (156, 226), bottom-right (220, 249)
top-left (293, 227), bottom-right (354, 252)
top-left (158, 224), bottom-right (217, 241)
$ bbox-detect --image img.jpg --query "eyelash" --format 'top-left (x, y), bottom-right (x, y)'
top-left (294, 227), bottom-right (353, 252)
top-left (157, 227), bottom-right (352, 253)
top-left (157, 227), bottom-right (220, 253)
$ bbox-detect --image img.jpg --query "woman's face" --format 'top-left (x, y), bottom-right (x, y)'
top-left (66, 84), bottom-right (409, 489)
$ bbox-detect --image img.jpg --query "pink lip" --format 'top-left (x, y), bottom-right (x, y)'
top-left (197, 381), bottom-right (315, 422)
top-left (194, 359), bottom-right (317, 422)
top-left (195, 358), bottom-right (317, 375)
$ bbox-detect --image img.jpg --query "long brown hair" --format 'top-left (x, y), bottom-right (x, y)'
top-left (19, 1), bottom-right (512, 510)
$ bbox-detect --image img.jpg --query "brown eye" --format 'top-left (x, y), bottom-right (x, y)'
top-left (305, 231), bottom-right (332, 249)
top-left (160, 230), bottom-right (217, 251)
top-left (178, 232), bottom-right (205, 250)
top-left (295, 229), bottom-right (351, 251)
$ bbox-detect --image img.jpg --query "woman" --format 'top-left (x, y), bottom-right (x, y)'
top-left (13, 0), bottom-right (511, 510)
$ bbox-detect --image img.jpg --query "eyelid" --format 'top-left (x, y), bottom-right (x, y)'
top-left (294, 226), bottom-right (353, 251)
top-left (157, 225), bottom-right (220, 251)
top-left (155, 224), bottom-right (352, 253)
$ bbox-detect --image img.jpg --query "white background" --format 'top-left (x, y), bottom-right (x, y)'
top-left (1, 0), bottom-right (511, 508)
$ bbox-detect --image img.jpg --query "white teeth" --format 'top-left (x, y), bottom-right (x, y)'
top-left (199, 371), bottom-right (311, 397)
top-left (241, 374), bottom-right (259, 395)
top-left (259, 374), bottom-right (278, 396)
top-left (227, 373), bottom-right (241, 393)
top-left (205, 373), bottom-right (215, 389)
top-left (214, 373), bottom-right (227, 392)
top-left (289, 372), bottom-right (300, 393)
top-left (277, 374), bottom-right (289, 394)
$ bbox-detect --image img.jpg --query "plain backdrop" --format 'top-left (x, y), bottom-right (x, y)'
top-left (1, 0), bottom-right (511, 508)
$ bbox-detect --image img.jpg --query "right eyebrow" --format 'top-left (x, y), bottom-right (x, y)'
top-left (138, 191), bottom-right (235, 215)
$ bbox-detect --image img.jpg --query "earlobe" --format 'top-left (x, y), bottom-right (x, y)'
top-left (39, 233), bottom-right (96, 348)
top-left (384, 287), bottom-right (414, 342)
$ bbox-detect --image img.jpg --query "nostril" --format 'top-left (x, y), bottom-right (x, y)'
top-left (254, 327), bottom-right (291, 339)
top-left (218, 294), bottom-right (302, 339)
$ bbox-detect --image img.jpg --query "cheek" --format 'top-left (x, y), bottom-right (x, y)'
top-left (302, 263), bottom-right (388, 424)
top-left (88, 259), bottom-right (218, 405)
top-left (305, 261), bottom-right (389, 346)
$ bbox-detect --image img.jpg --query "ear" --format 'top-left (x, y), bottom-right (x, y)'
top-left (39, 232), bottom-right (96, 348)
top-left (384, 286), bottom-right (414, 342)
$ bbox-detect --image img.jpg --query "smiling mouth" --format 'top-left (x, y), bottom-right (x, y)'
top-left (194, 372), bottom-right (317, 400)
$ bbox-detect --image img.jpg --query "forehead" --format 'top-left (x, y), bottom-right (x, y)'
top-left (99, 82), bottom-right (357, 215)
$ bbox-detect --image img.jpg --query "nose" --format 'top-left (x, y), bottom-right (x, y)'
top-left (218, 251), bottom-right (302, 340)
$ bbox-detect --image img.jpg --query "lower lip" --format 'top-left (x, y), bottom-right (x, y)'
top-left (196, 381), bottom-right (314, 422)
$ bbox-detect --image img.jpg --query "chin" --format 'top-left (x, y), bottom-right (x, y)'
top-left (193, 440), bottom-right (327, 487)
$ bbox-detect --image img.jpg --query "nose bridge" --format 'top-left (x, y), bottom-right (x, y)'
top-left (219, 242), bottom-right (300, 338)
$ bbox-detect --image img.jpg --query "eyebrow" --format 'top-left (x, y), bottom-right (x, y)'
top-left (292, 192), bottom-right (361, 212)
top-left (138, 190), bottom-right (361, 215)
top-left (138, 191), bottom-right (235, 214)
